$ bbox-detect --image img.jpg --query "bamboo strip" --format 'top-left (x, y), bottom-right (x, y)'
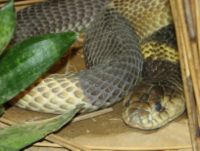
top-left (47, 134), bottom-right (92, 151)
top-left (178, 3), bottom-right (200, 151)
top-left (176, 0), bottom-right (200, 126)
top-left (72, 107), bottom-right (113, 123)
top-left (0, 0), bottom-right (44, 4)
top-left (0, 0), bottom-right (45, 10)
top-left (46, 135), bottom-right (84, 151)
top-left (179, 19), bottom-right (199, 151)
top-left (183, 0), bottom-right (196, 39)
top-left (191, 43), bottom-right (200, 126)
top-left (186, 0), bottom-right (200, 98)
top-left (86, 145), bottom-right (192, 151)
top-left (170, 2), bottom-right (197, 150)
top-left (0, 0), bottom-right (29, 2)
top-left (193, 0), bottom-right (200, 60)
top-left (170, 0), bottom-right (200, 151)
top-left (182, 0), bottom-right (200, 130)
top-left (34, 141), bottom-right (62, 148)
top-left (192, 0), bottom-right (200, 120)
top-left (170, 0), bottom-right (189, 145)
top-left (0, 0), bottom-right (45, 11)
top-left (179, 0), bottom-right (200, 118)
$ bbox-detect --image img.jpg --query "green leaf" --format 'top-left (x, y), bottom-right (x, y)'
top-left (0, 105), bottom-right (82, 151)
top-left (0, 0), bottom-right (16, 55)
top-left (0, 105), bottom-right (5, 116)
top-left (0, 32), bottom-right (78, 105)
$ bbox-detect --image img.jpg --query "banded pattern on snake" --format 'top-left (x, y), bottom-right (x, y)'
top-left (13, 0), bottom-right (185, 130)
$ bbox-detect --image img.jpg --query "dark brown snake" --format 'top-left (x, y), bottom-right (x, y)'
top-left (13, 0), bottom-right (185, 130)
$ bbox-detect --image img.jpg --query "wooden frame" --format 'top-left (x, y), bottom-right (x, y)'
top-left (0, 0), bottom-right (200, 150)
top-left (170, 0), bottom-right (200, 151)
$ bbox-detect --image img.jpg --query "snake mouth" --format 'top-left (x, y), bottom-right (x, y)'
top-left (122, 102), bottom-right (169, 130)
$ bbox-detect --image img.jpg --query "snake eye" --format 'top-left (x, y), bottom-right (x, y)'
top-left (155, 102), bottom-right (164, 112)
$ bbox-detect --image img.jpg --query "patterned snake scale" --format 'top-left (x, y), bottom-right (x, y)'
top-left (13, 0), bottom-right (185, 130)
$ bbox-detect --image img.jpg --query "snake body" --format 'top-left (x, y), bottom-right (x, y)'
top-left (13, 0), bottom-right (185, 130)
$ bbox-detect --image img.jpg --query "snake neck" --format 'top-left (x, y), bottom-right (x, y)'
top-left (141, 25), bottom-right (182, 93)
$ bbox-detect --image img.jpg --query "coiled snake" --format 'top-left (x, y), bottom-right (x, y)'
top-left (13, 0), bottom-right (185, 130)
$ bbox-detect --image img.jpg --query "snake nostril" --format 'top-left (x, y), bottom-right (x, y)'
top-left (139, 93), bottom-right (149, 102)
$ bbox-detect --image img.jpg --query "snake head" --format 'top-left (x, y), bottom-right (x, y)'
top-left (122, 83), bottom-right (185, 130)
